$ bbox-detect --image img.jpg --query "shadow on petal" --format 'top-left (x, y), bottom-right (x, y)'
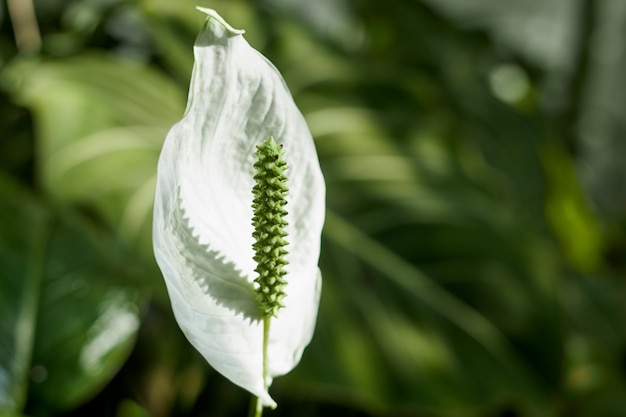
top-left (170, 192), bottom-right (262, 321)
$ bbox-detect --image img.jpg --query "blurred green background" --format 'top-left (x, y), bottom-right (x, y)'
top-left (1, 0), bottom-right (626, 416)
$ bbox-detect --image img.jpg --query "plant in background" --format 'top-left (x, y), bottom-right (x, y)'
top-left (152, 8), bottom-right (325, 415)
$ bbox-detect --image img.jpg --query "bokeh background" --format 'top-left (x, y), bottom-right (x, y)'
top-left (2, 0), bottom-right (626, 416)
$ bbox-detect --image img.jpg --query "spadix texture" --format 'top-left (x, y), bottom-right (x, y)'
top-left (152, 8), bottom-right (325, 407)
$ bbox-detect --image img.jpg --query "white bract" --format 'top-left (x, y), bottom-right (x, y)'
top-left (152, 8), bottom-right (325, 407)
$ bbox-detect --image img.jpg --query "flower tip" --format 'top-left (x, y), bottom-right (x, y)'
top-left (195, 7), bottom-right (245, 35)
top-left (267, 397), bottom-right (278, 410)
top-left (257, 387), bottom-right (277, 409)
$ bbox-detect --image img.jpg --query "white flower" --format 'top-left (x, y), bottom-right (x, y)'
top-left (152, 8), bottom-right (325, 408)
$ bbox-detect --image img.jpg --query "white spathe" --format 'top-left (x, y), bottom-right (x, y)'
top-left (152, 8), bottom-right (325, 408)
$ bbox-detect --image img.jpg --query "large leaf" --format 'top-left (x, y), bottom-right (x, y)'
top-left (0, 175), bottom-right (143, 415)
top-left (4, 54), bottom-right (185, 263)
top-left (283, 211), bottom-right (558, 414)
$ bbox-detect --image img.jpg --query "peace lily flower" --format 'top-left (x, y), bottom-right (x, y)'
top-left (152, 8), bottom-right (325, 410)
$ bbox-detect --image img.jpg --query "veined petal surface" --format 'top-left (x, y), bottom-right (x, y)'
top-left (152, 8), bottom-right (325, 407)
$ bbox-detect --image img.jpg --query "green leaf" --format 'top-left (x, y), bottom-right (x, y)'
top-left (0, 175), bottom-right (143, 415)
top-left (4, 54), bottom-right (185, 262)
top-left (0, 181), bottom-right (47, 413)
top-left (313, 212), bottom-right (552, 408)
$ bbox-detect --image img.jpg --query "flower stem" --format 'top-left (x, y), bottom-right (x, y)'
top-left (249, 316), bottom-right (271, 417)
top-left (249, 395), bottom-right (262, 417)
top-left (7, 0), bottom-right (41, 53)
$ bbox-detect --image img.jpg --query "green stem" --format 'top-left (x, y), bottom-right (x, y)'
top-left (7, 0), bottom-right (41, 53)
top-left (249, 316), bottom-right (271, 417)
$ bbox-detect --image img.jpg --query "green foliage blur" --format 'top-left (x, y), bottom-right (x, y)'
top-left (2, 0), bottom-right (626, 416)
